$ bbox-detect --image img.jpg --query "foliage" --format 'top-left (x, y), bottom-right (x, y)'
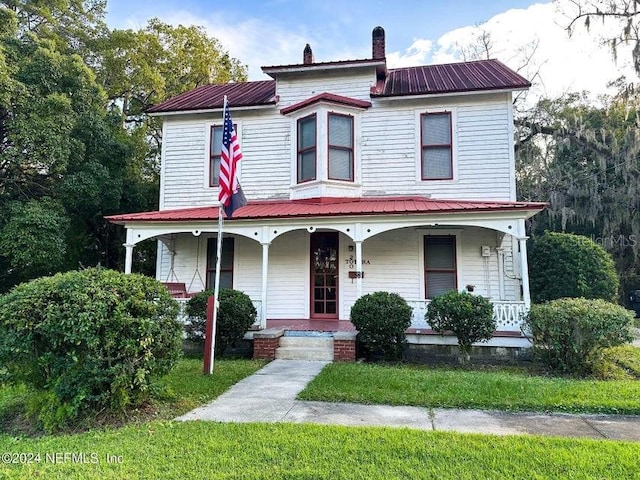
top-left (350, 291), bottom-right (412, 360)
top-left (2, 422), bottom-right (640, 480)
top-left (185, 289), bottom-right (257, 356)
top-left (516, 91), bottom-right (640, 306)
top-left (589, 345), bottom-right (640, 380)
top-left (0, 268), bottom-right (182, 432)
top-left (0, 4), bottom-right (247, 292)
top-left (524, 298), bottom-right (634, 375)
top-left (300, 362), bottom-right (640, 415)
top-left (528, 232), bottom-right (619, 303)
top-left (426, 291), bottom-right (495, 362)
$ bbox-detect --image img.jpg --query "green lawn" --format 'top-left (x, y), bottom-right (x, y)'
top-left (1, 421), bottom-right (639, 479)
top-left (298, 362), bottom-right (640, 414)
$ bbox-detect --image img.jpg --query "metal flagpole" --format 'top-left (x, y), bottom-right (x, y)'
top-left (207, 96), bottom-right (228, 374)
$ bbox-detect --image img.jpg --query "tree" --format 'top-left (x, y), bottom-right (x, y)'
top-left (515, 88), bottom-right (640, 303)
top-left (563, 0), bottom-right (640, 76)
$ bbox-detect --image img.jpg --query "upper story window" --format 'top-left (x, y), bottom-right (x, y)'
top-left (209, 123), bottom-right (238, 187)
top-left (328, 113), bottom-right (354, 181)
top-left (297, 114), bottom-right (317, 183)
top-left (209, 125), bottom-right (223, 186)
top-left (295, 112), bottom-right (354, 184)
top-left (421, 112), bottom-right (452, 180)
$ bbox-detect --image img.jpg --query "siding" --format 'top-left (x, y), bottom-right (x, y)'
top-left (160, 86), bottom-right (516, 207)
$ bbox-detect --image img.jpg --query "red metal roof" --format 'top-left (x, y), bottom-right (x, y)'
top-left (280, 93), bottom-right (372, 115)
top-left (106, 196), bottom-right (546, 224)
top-left (145, 60), bottom-right (529, 114)
top-left (262, 58), bottom-right (385, 77)
top-left (146, 80), bottom-right (276, 114)
top-left (373, 59), bottom-right (530, 97)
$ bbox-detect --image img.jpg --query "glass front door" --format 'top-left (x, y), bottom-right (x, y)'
top-left (310, 232), bottom-right (339, 319)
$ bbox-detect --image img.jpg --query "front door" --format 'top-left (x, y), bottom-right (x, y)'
top-left (310, 232), bottom-right (339, 319)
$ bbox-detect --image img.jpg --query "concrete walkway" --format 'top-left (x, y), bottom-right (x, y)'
top-left (176, 359), bottom-right (640, 442)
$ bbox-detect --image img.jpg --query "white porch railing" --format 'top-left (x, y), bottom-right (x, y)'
top-left (407, 299), bottom-right (527, 332)
top-left (174, 297), bottom-right (262, 326)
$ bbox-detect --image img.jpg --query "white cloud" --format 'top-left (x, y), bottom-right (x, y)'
top-left (387, 2), bottom-right (635, 102)
top-left (386, 38), bottom-right (433, 68)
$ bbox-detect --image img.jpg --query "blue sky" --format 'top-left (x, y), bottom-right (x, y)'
top-left (103, 1), bottom-right (631, 98)
top-left (105, 0), bottom-right (544, 58)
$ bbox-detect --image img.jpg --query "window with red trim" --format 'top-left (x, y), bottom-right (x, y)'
top-left (206, 237), bottom-right (234, 289)
top-left (421, 112), bottom-right (452, 180)
top-left (297, 114), bottom-right (316, 183)
top-left (424, 236), bottom-right (457, 298)
top-left (328, 113), bottom-right (354, 181)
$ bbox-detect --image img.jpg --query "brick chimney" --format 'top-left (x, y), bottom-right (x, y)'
top-left (372, 26), bottom-right (385, 60)
top-left (303, 44), bottom-right (314, 64)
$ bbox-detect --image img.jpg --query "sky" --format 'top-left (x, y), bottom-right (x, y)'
top-left (104, 0), bottom-right (634, 102)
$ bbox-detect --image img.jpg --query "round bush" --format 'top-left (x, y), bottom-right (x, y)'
top-left (523, 297), bottom-right (634, 375)
top-left (350, 291), bottom-right (412, 360)
top-left (426, 291), bottom-right (495, 362)
top-left (529, 232), bottom-right (619, 303)
top-left (185, 288), bottom-right (257, 356)
top-left (0, 268), bottom-right (182, 432)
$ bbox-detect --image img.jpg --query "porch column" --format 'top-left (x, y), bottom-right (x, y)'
top-left (496, 247), bottom-right (505, 300)
top-left (124, 243), bottom-right (135, 274)
top-left (260, 242), bottom-right (270, 329)
top-left (355, 240), bottom-right (363, 299)
top-left (518, 237), bottom-right (531, 309)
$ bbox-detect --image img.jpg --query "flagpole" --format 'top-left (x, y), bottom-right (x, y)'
top-left (207, 95), bottom-right (228, 375)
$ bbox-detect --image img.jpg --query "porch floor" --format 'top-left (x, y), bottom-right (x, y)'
top-left (266, 319), bottom-right (356, 332)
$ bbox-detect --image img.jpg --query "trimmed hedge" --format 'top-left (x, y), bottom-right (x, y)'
top-left (0, 268), bottom-right (182, 432)
top-left (589, 345), bottom-right (640, 380)
top-left (529, 232), bottom-right (619, 303)
top-left (350, 292), bottom-right (412, 360)
top-left (524, 297), bottom-right (634, 375)
top-left (185, 289), bottom-right (257, 356)
top-left (426, 290), bottom-right (496, 362)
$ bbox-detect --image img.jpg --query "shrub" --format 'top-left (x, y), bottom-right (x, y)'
top-left (590, 345), bottom-right (640, 380)
top-left (426, 291), bottom-right (496, 362)
top-left (524, 298), bottom-right (634, 375)
top-left (185, 289), bottom-right (257, 356)
top-left (350, 292), bottom-right (412, 360)
top-left (529, 232), bottom-right (619, 303)
top-left (0, 268), bottom-right (182, 432)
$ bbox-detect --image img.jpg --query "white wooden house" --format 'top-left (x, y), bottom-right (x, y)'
top-left (107, 27), bottom-right (545, 357)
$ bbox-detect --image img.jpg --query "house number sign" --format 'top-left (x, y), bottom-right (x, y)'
top-left (344, 255), bottom-right (371, 269)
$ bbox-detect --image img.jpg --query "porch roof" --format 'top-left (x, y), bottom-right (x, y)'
top-left (106, 196), bottom-right (546, 224)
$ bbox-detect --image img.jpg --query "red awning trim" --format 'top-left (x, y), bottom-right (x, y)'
top-left (106, 196), bottom-right (547, 224)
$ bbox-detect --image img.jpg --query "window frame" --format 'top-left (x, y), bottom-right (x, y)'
top-left (420, 111), bottom-right (453, 181)
top-left (327, 112), bottom-right (354, 182)
top-left (206, 237), bottom-right (235, 290)
top-left (423, 235), bottom-right (458, 299)
top-left (297, 113), bottom-right (317, 184)
top-left (207, 121), bottom-right (240, 189)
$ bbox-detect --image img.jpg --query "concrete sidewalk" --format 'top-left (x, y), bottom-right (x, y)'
top-left (176, 359), bottom-right (640, 442)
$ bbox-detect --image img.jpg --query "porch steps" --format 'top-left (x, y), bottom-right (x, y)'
top-left (275, 335), bottom-right (334, 361)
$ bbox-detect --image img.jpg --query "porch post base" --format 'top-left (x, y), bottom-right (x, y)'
top-left (333, 331), bottom-right (358, 362)
top-left (253, 328), bottom-right (284, 360)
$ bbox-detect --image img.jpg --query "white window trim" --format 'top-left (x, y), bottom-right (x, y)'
top-left (414, 107), bottom-right (458, 183)
top-left (203, 119), bottom-right (243, 190)
top-left (417, 228), bottom-right (463, 300)
top-left (288, 104), bottom-right (362, 188)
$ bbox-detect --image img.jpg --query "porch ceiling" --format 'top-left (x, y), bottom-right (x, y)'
top-left (106, 196), bottom-right (546, 224)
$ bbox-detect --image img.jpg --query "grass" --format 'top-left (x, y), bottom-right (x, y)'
top-left (298, 362), bottom-right (640, 414)
top-left (1, 422), bottom-right (639, 479)
top-left (0, 358), bottom-right (266, 436)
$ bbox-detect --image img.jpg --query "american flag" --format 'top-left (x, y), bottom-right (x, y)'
top-left (219, 104), bottom-right (246, 217)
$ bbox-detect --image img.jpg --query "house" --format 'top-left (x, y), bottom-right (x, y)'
top-left (106, 27), bottom-right (546, 361)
